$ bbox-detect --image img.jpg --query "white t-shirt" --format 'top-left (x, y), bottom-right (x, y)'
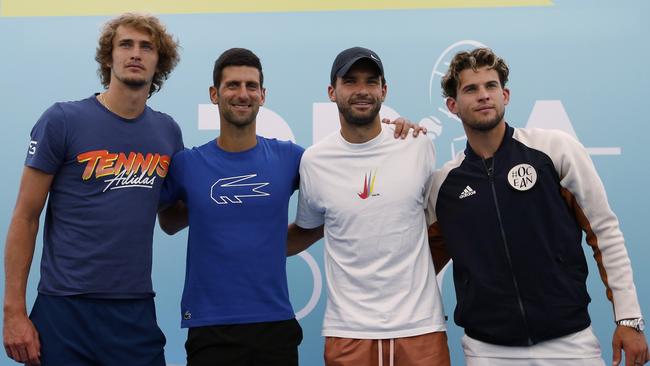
top-left (296, 126), bottom-right (446, 339)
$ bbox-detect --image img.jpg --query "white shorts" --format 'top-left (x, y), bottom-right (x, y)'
top-left (462, 326), bottom-right (605, 366)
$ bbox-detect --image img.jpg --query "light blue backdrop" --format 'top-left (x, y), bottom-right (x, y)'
top-left (0, 1), bottom-right (648, 365)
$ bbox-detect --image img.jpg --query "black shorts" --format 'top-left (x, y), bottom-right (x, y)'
top-left (186, 318), bottom-right (303, 366)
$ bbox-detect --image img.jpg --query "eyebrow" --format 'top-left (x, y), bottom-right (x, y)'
top-left (116, 38), bottom-right (154, 45)
top-left (224, 80), bottom-right (260, 87)
top-left (461, 79), bottom-right (499, 90)
top-left (461, 83), bottom-right (477, 91)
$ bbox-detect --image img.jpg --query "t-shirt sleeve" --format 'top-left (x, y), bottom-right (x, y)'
top-left (290, 142), bottom-right (305, 192)
top-left (422, 138), bottom-right (437, 218)
top-left (160, 149), bottom-right (186, 207)
top-left (172, 117), bottom-right (184, 152)
top-left (25, 103), bottom-right (66, 174)
top-left (295, 156), bottom-right (324, 229)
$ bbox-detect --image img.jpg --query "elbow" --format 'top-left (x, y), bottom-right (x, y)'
top-left (157, 215), bottom-right (181, 235)
top-left (286, 224), bottom-right (324, 257)
top-left (157, 201), bottom-right (188, 235)
top-left (158, 222), bottom-right (175, 236)
top-left (287, 244), bottom-right (303, 257)
top-left (160, 225), bottom-right (178, 236)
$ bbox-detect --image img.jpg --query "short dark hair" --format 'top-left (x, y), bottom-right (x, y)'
top-left (441, 47), bottom-right (509, 99)
top-left (213, 48), bottom-right (264, 88)
top-left (95, 13), bottom-right (180, 97)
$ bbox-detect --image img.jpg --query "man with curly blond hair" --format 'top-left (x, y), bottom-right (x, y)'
top-left (3, 13), bottom-right (183, 365)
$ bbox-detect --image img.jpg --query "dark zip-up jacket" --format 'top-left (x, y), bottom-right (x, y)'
top-left (427, 123), bottom-right (641, 346)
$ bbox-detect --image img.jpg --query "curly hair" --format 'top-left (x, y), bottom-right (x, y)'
top-left (441, 48), bottom-right (509, 99)
top-left (95, 13), bottom-right (180, 97)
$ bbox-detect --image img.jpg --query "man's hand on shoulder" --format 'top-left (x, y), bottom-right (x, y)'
top-left (382, 117), bottom-right (427, 139)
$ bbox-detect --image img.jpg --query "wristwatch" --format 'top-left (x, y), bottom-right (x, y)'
top-left (616, 318), bottom-right (645, 332)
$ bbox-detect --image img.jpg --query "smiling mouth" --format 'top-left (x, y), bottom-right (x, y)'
top-left (351, 101), bottom-right (374, 107)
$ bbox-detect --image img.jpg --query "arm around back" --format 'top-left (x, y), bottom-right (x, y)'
top-left (287, 223), bottom-right (323, 256)
top-left (157, 200), bottom-right (188, 235)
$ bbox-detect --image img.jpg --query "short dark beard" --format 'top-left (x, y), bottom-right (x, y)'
top-left (112, 65), bottom-right (151, 90)
top-left (337, 100), bottom-right (381, 126)
top-left (220, 106), bottom-right (258, 128)
top-left (463, 108), bottom-right (504, 132)
top-left (122, 77), bottom-right (148, 89)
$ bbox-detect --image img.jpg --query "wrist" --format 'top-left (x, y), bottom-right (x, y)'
top-left (3, 299), bottom-right (28, 318)
top-left (616, 317), bottom-right (645, 332)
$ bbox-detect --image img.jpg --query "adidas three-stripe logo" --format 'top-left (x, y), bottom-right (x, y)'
top-left (459, 186), bottom-right (476, 199)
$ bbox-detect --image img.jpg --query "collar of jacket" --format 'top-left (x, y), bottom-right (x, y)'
top-left (463, 122), bottom-right (515, 160)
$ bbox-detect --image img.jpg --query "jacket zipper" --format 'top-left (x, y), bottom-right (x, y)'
top-left (483, 158), bottom-right (533, 346)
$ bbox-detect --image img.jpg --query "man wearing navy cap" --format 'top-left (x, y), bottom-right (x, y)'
top-left (157, 47), bottom-right (424, 366)
top-left (288, 47), bottom-right (450, 366)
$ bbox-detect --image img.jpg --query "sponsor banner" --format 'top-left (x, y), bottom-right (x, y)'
top-left (1, 0), bottom-right (553, 17)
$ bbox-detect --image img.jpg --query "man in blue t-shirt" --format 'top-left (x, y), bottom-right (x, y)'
top-left (159, 48), bottom-right (304, 366)
top-left (3, 13), bottom-right (183, 366)
top-left (158, 48), bottom-right (422, 366)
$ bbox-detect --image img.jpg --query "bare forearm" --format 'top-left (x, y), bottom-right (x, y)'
top-left (287, 223), bottom-right (323, 256)
top-left (158, 200), bottom-right (188, 235)
top-left (3, 216), bottom-right (39, 316)
top-left (4, 167), bottom-right (51, 364)
top-left (428, 222), bottom-right (451, 274)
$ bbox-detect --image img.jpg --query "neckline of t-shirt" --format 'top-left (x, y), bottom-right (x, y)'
top-left (336, 126), bottom-right (387, 151)
top-left (91, 93), bottom-right (148, 123)
top-left (208, 135), bottom-right (261, 158)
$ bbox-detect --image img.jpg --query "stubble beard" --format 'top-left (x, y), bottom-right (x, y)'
top-left (221, 105), bottom-right (258, 128)
top-left (462, 108), bottom-right (505, 133)
top-left (122, 77), bottom-right (149, 89)
top-left (112, 65), bottom-right (152, 91)
top-left (337, 99), bottom-right (382, 126)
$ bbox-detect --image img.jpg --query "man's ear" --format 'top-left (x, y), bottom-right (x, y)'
top-left (209, 86), bottom-right (219, 105)
top-left (446, 97), bottom-right (457, 115)
top-left (328, 85), bottom-right (336, 102)
top-left (260, 87), bottom-right (266, 106)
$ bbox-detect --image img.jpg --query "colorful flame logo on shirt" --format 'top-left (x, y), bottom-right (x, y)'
top-left (358, 171), bottom-right (377, 199)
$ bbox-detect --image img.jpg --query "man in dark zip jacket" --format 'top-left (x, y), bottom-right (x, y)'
top-left (427, 47), bottom-right (648, 366)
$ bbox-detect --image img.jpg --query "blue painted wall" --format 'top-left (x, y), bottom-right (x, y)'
top-left (0, 1), bottom-right (647, 364)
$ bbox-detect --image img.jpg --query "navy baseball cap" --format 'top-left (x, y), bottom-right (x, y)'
top-left (330, 47), bottom-right (384, 84)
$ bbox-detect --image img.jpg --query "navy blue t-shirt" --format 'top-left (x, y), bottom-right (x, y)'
top-left (162, 137), bottom-right (303, 327)
top-left (25, 95), bottom-right (184, 298)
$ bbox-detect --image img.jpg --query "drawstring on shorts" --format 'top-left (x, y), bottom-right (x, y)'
top-left (377, 339), bottom-right (395, 366)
